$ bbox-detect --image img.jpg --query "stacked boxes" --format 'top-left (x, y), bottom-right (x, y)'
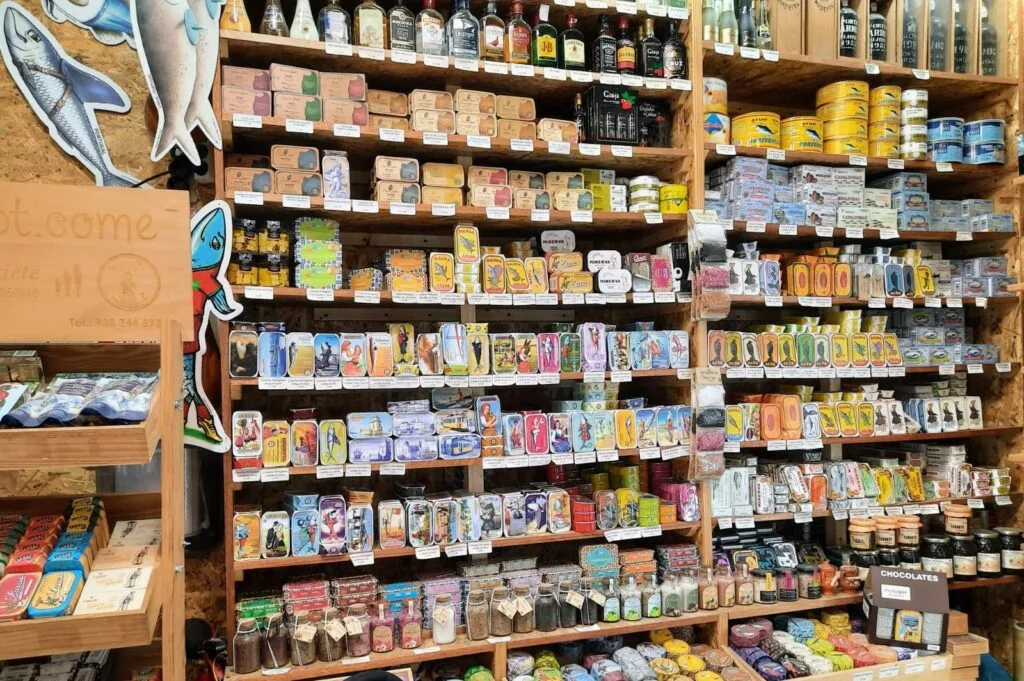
top-left (889, 307), bottom-right (1000, 367)
top-left (228, 218), bottom-right (288, 287)
top-left (293, 218), bottom-right (343, 290)
top-left (900, 89), bottom-right (929, 161)
top-left (224, 147), bottom-right (351, 200)
top-left (868, 85), bottom-right (900, 158)
top-left (815, 80), bottom-right (869, 156)
top-left (871, 171), bottom-right (928, 231)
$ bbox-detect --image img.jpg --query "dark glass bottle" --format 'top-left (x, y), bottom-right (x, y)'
top-left (928, 0), bottom-right (947, 71)
top-left (662, 20), bottom-right (687, 78)
top-left (839, 0), bottom-right (858, 57)
top-left (869, 2), bottom-right (887, 60)
top-left (531, 12), bottom-right (558, 67)
top-left (980, 1), bottom-right (997, 75)
top-left (639, 18), bottom-right (663, 76)
top-left (573, 93), bottom-right (587, 143)
top-left (616, 16), bottom-right (636, 74)
top-left (592, 15), bottom-right (617, 72)
top-left (755, 0), bottom-right (772, 49)
top-left (388, 0), bottom-right (416, 51)
top-left (901, 0), bottom-right (918, 68)
top-left (559, 14), bottom-right (586, 69)
top-left (952, 0), bottom-right (968, 72)
top-left (738, 0), bottom-right (756, 48)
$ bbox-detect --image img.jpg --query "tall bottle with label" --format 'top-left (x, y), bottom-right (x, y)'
top-left (621, 576), bottom-right (642, 621)
top-left (388, 0), bottom-right (416, 51)
top-left (221, 0), bottom-right (251, 31)
top-left (290, 0), bottom-right (318, 39)
top-left (662, 20), bottom-right (687, 78)
top-left (558, 15), bottom-right (587, 70)
top-left (616, 16), bottom-right (636, 74)
top-left (928, 0), bottom-right (947, 71)
top-left (592, 15), bottom-right (617, 72)
top-left (952, 0), bottom-right (967, 72)
top-left (354, 0), bottom-right (387, 47)
top-left (718, 0), bottom-right (738, 45)
top-left (980, 0), bottom-right (997, 75)
top-left (505, 2), bottom-right (531, 63)
top-left (869, 1), bottom-right (887, 60)
top-left (259, 0), bottom-right (289, 36)
top-left (531, 12), bottom-right (558, 67)
top-left (319, 0), bottom-right (351, 43)
top-left (602, 578), bottom-right (621, 623)
top-left (639, 18), bottom-right (663, 76)
top-left (447, 0), bottom-right (480, 59)
top-left (415, 0), bottom-right (446, 55)
top-left (480, 1), bottom-right (505, 60)
top-left (839, 0), bottom-right (858, 57)
top-left (702, 0), bottom-right (718, 42)
top-left (755, 0), bottom-right (772, 49)
top-left (901, 0), bottom-right (919, 67)
top-left (573, 93), bottom-right (587, 143)
top-left (738, 0), bottom-right (755, 48)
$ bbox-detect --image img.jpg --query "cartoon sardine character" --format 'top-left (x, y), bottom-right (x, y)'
top-left (42, 0), bottom-right (135, 46)
top-left (1, 3), bottom-right (142, 186)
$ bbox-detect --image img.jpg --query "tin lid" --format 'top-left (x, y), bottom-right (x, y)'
top-left (994, 527), bottom-right (1022, 537)
top-left (923, 534), bottom-right (951, 545)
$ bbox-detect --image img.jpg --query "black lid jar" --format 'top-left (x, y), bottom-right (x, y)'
top-left (950, 534), bottom-right (977, 581)
top-left (973, 529), bottom-right (1001, 578)
top-left (921, 535), bottom-right (953, 579)
top-left (995, 527), bottom-right (1024, 575)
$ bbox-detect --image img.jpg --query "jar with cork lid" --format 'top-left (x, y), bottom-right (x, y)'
top-left (849, 517), bottom-right (875, 550)
top-left (944, 504), bottom-right (972, 535)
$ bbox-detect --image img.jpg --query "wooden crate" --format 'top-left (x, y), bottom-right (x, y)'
top-left (730, 651), bottom-right (953, 681)
top-left (772, 0), bottom-right (806, 54)
top-left (805, 0), bottom-right (838, 58)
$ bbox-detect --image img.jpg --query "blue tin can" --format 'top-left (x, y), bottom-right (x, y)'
top-left (926, 117), bottom-right (964, 143)
top-left (963, 119), bottom-right (1005, 145)
top-left (964, 142), bottom-right (1006, 165)
top-left (929, 141), bottom-right (964, 163)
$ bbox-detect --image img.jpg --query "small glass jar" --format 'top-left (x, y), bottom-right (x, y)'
top-left (898, 515), bottom-right (922, 546)
top-left (715, 565), bottom-right (735, 608)
top-left (735, 564), bottom-right (754, 606)
top-left (621, 576), bottom-right (642, 621)
top-left (398, 599), bottom-right (422, 649)
top-left (466, 589), bottom-right (489, 640)
top-left (877, 549), bottom-right (900, 566)
top-left (513, 584), bottom-right (536, 632)
top-left (950, 534), bottom-right (978, 581)
top-left (290, 612), bottom-right (317, 666)
top-left (874, 517), bottom-right (898, 549)
top-left (680, 569), bottom-right (699, 612)
top-left (852, 549), bottom-right (879, 584)
top-left (944, 504), bottom-right (972, 535)
top-left (578, 578), bottom-right (600, 625)
top-left (819, 561), bottom-right (837, 596)
top-left (698, 567), bottom-right (719, 610)
top-left (849, 518), bottom-right (876, 550)
top-left (232, 618), bottom-right (261, 674)
top-left (751, 569), bottom-right (777, 604)
top-left (974, 529), bottom-right (1002, 578)
top-left (797, 564), bottom-right (821, 599)
top-left (317, 607), bottom-right (346, 662)
top-left (370, 602), bottom-right (395, 653)
top-left (838, 564), bottom-right (862, 593)
top-left (557, 580), bottom-right (579, 628)
top-left (899, 546), bottom-right (922, 570)
top-left (776, 568), bottom-right (797, 602)
top-left (261, 613), bottom-right (289, 670)
top-left (535, 583), bottom-right (559, 631)
top-left (432, 594), bottom-right (457, 644)
top-left (346, 604), bottom-right (372, 657)
top-left (489, 586), bottom-right (514, 636)
top-left (642, 574), bottom-right (661, 618)
top-left (996, 527), bottom-right (1024, 575)
top-left (661, 573), bottom-right (682, 617)
top-left (921, 535), bottom-right (954, 578)
top-left (601, 578), bottom-right (620, 623)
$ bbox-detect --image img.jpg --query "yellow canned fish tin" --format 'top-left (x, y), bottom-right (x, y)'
top-left (869, 140), bottom-right (899, 158)
top-left (823, 136), bottom-right (869, 155)
top-left (869, 104), bottom-right (900, 124)
top-left (868, 120), bottom-right (900, 141)
top-left (703, 113), bottom-right (730, 144)
top-left (817, 100), bottom-right (869, 121)
top-left (815, 80), bottom-right (870, 107)
top-left (659, 184), bottom-right (688, 201)
top-left (660, 198), bottom-right (688, 214)
top-left (869, 85), bottom-right (901, 107)
top-left (824, 117), bottom-right (868, 139)
top-left (781, 116), bottom-right (824, 152)
top-left (731, 112), bottom-right (781, 148)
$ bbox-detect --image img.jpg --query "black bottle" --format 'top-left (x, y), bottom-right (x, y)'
top-left (591, 15), bottom-right (617, 72)
top-left (980, 0), bottom-right (997, 75)
top-left (952, 0), bottom-right (967, 72)
top-left (869, 2), bottom-right (887, 61)
top-left (573, 93), bottom-right (587, 143)
top-left (901, 0), bottom-right (918, 68)
top-left (839, 0), bottom-right (858, 57)
top-left (928, 0), bottom-right (947, 71)
top-left (638, 17), bottom-right (663, 77)
top-left (662, 20), bottom-right (687, 79)
top-left (738, 0), bottom-right (756, 47)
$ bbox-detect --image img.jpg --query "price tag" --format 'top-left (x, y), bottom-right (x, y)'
top-left (571, 210), bottom-right (594, 223)
top-left (486, 206), bottom-right (510, 220)
top-left (469, 540), bottom-right (493, 555)
top-left (424, 54), bottom-right (450, 68)
top-left (714, 42), bottom-right (735, 55)
top-left (244, 285), bottom-right (274, 300)
top-left (510, 62), bottom-right (536, 77)
top-left (423, 132), bottom-right (448, 146)
top-left (912, 68), bottom-right (930, 80)
top-left (232, 469), bottom-right (260, 484)
top-left (893, 297), bottom-right (914, 309)
top-left (575, 143), bottom-right (602, 157)
top-left (593, 449), bottom-right (618, 464)
top-left (392, 291), bottom-right (417, 304)
top-left (936, 162), bottom-right (953, 172)
top-left (350, 551), bottom-right (374, 566)
top-left (621, 74), bottom-right (644, 86)
top-left (389, 201), bottom-right (417, 216)
top-left (745, 220), bottom-right (767, 233)
top-left (574, 451), bottom-right (597, 465)
top-left (352, 199), bottom-right (379, 213)
top-left (739, 46), bottom-right (760, 59)
top-left (816, 225), bottom-right (835, 237)
top-left (566, 591), bottom-right (586, 608)
top-left (431, 203), bottom-right (456, 217)
top-left (798, 296), bottom-right (831, 308)
top-left (639, 447), bottom-right (661, 460)
top-left (446, 376), bottom-right (469, 388)
top-left (931, 659), bottom-right (947, 672)
top-left (889, 366), bottom-right (905, 377)
top-left (879, 228), bottom-right (899, 240)
top-left (325, 41), bottom-right (353, 55)
top-left (386, 48), bottom-right (416, 64)
top-left (975, 297), bottom-right (988, 308)
top-left (600, 72), bottom-right (622, 85)
top-left (670, 78), bottom-right (692, 90)
top-left (632, 292), bottom-right (654, 304)
top-left (467, 134), bottom-right (491, 149)
top-left (316, 465), bottom-right (345, 479)
top-left (358, 46), bottom-right (385, 60)
top-left (778, 224), bottom-right (798, 236)
top-left (642, 525), bottom-right (662, 538)
top-left (570, 70), bottom-right (594, 82)
top-left (924, 297), bottom-right (941, 308)
top-left (548, 141), bottom-right (570, 154)
top-left (323, 198), bottom-right (351, 213)
top-left (346, 463), bottom-right (370, 477)
top-left (282, 193), bottom-right (312, 210)
top-left (534, 293), bottom-right (558, 306)
top-left (968, 498), bottom-right (985, 509)
top-left (583, 370), bottom-right (605, 384)
top-left (490, 293), bottom-right (512, 306)
top-left (481, 457), bottom-right (505, 470)
top-left (543, 67), bottom-right (567, 80)
top-left (487, 635), bottom-right (511, 644)
top-left (766, 440), bottom-right (787, 451)
top-left (723, 442), bottom-right (740, 453)
top-left (342, 377), bottom-right (369, 390)
top-left (832, 509), bottom-right (849, 520)
top-left (794, 511), bottom-right (813, 524)
top-left (333, 123), bottom-right (361, 139)
top-left (454, 57), bottom-right (479, 71)
top-left (868, 298), bottom-right (886, 309)
top-left (920, 504), bottom-right (939, 515)
top-left (234, 191), bottom-right (264, 206)
top-left (305, 288), bottom-right (335, 303)
top-left (967, 363), bottom-right (984, 374)
top-left (906, 663), bottom-right (925, 675)
top-left (887, 158), bottom-right (905, 169)
top-left (285, 118), bottom-right (314, 134)
top-left (343, 656), bottom-right (371, 665)
top-left (419, 376), bottom-right (444, 388)
top-left (668, 5), bottom-right (688, 18)
top-left (484, 61), bottom-right (509, 74)
top-left (440, 292), bottom-right (464, 306)
top-left (379, 127), bottom-right (405, 142)
top-left (735, 517), bottom-right (755, 529)
top-left (878, 666), bottom-right (899, 679)
top-left (414, 645), bottom-right (442, 656)
top-left (759, 294), bottom-right (783, 308)
top-left (608, 145), bottom-right (635, 159)
top-left (996, 495), bottom-right (1012, 506)
top-left (416, 545), bottom-right (441, 560)
top-left (512, 293), bottom-right (535, 306)
top-left (869, 506), bottom-right (886, 517)
top-left (865, 62), bottom-right (880, 74)
top-left (716, 144), bottom-right (736, 155)
top-left (645, 77), bottom-right (667, 89)
top-left (947, 297), bottom-right (963, 308)
top-left (610, 370), bottom-right (632, 383)
top-left (850, 509), bottom-right (869, 519)
top-left (886, 506), bottom-right (904, 516)
top-left (849, 155), bottom-right (868, 166)
top-left (232, 113), bottom-right (262, 128)
top-left (380, 462), bottom-right (406, 476)
top-left (996, 362), bottom-right (1012, 373)
top-left (845, 226), bottom-right (864, 239)
top-left (529, 453), bottom-right (552, 466)
top-left (511, 138), bottom-right (535, 152)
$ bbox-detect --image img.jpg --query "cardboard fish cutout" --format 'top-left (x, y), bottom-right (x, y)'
top-left (185, 200), bottom-right (242, 451)
top-left (41, 0), bottom-right (135, 47)
top-left (1, 2), bottom-right (142, 186)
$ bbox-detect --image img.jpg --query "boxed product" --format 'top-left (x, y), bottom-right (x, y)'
top-left (275, 171), bottom-right (322, 196)
top-left (456, 112), bottom-right (497, 136)
top-left (409, 89), bottom-right (453, 112)
top-left (455, 89), bottom-right (496, 114)
top-left (495, 95), bottom-right (536, 121)
top-left (270, 145), bottom-right (319, 171)
top-left (411, 109), bottom-right (456, 133)
top-left (319, 73), bottom-right (367, 100)
top-left (273, 93), bottom-right (321, 121)
top-left (368, 114), bottom-right (410, 130)
top-left (537, 118), bottom-right (578, 143)
top-left (367, 89), bottom-right (409, 116)
top-left (497, 120), bottom-right (537, 140)
top-left (225, 167), bottom-right (275, 193)
top-left (422, 163), bottom-right (466, 188)
top-left (421, 186), bottom-right (464, 205)
top-left (221, 86), bottom-right (272, 116)
top-left (222, 65), bottom-right (271, 90)
top-left (323, 98), bottom-right (369, 126)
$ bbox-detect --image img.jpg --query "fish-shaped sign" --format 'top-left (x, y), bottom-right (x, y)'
top-left (41, 0), bottom-right (134, 47)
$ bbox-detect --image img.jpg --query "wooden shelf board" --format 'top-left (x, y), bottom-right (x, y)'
top-left (231, 285), bottom-right (688, 305)
top-left (738, 426), bottom-right (1022, 449)
top-left (506, 610), bottom-right (721, 649)
top-left (727, 220), bottom-right (1014, 242)
top-left (0, 564), bottom-right (162, 661)
top-left (234, 520), bottom-right (699, 574)
top-left (728, 295), bottom-right (1013, 308)
top-left (947, 575), bottom-right (1023, 591)
top-left (720, 364), bottom-right (1020, 377)
top-left (722, 510), bottom-right (830, 523)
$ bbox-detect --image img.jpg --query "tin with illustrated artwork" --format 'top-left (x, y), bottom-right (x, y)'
top-left (537, 333), bottom-right (560, 374)
top-left (502, 491), bottom-right (527, 537)
top-left (454, 224), bottom-right (481, 263)
top-left (721, 331), bottom-right (741, 367)
top-left (725, 406), bottom-right (743, 442)
top-left (378, 500), bottom-right (406, 549)
top-left (467, 327), bottom-right (490, 376)
top-left (313, 333), bottom-right (340, 377)
top-left (657, 407), bottom-right (680, 446)
top-left (607, 332), bottom-right (630, 371)
top-left (260, 511), bottom-right (290, 559)
top-left (429, 252), bottom-right (455, 293)
top-left (857, 403), bottom-right (874, 437)
top-left (888, 401), bottom-right (907, 435)
top-left (286, 332), bottom-right (315, 377)
top-left (229, 328), bottom-right (259, 378)
top-left (916, 265), bottom-right (935, 297)
top-left (635, 408), bottom-right (658, 448)
top-left (868, 333), bottom-right (886, 367)
top-left (707, 330), bottom-right (727, 367)
top-left (631, 331), bottom-right (653, 370)
top-left (394, 412), bottom-right (435, 437)
top-left (883, 333), bottom-right (903, 366)
top-left (435, 408), bottom-right (476, 434)
top-left (478, 493), bottom-right (503, 539)
top-left (742, 332), bottom-right (762, 367)
top-left (260, 419), bottom-right (288, 467)
top-left (526, 257), bottom-right (548, 293)
top-left (340, 333), bottom-right (367, 377)
top-left (560, 333), bottom-right (581, 373)
top-left (390, 323), bottom-right (416, 373)
top-left (651, 255), bottom-right (673, 292)
top-left (580, 323), bottom-right (606, 371)
top-left (630, 254), bottom-right (652, 292)
top-left (348, 412), bottom-right (393, 439)
top-left (258, 332), bottom-right (287, 377)
top-left (318, 495), bottom-right (347, 554)
top-left (505, 258), bottom-right (530, 293)
top-left (615, 409), bottom-right (638, 449)
top-left (592, 411), bottom-right (616, 450)
top-left (831, 334), bottom-right (851, 368)
top-left (395, 436), bottom-right (439, 461)
top-left (548, 412), bottom-right (572, 453)
top-left (802, 404), bottom-right (821, 439)
top-left (595, 490), bottom-right (618, 530)
top-left (456, 493), bottom-right (481, 542)
top-left (290, 509), bottom-right (319, 557)
top-left (617, 488), bottom-right (639, 527)
top-left (524, 413), bottom-right (550, 455)
top-left (491, 333), bottom-right (516, 374)
top-left (650, 331), bottom-right (670, 369)
top-left (290, 420), bottom-right (319, 466)
top-left (850, 333), bottom-right (869, 367)
top-left (515, 334), bottom-right (538, 373)
top-left (441, 323), bottom-right (469, 375)
top-left (677, 406), bottom-right (693, 437)
top-left (759, 332), bottom-right (779, 368)
top-left (873, 402), bottom-right (890, 436)
top-left (812, 334), bottom-right (831, 368)
top-left (433, 498), bottom-right (458, 545)
top-left (440, 433), bottom-right (481, 459)
top-left (476, 396), bottom-right (503, 438)
top-left (407, 499), bottom-right (433, 548)
top-left (503, 414), bottom-right (526, 456)
top-left (233, 512), bottom-right (261, 561)
top-left (548, 489), bottom-right (571, 533)
top-left (760, 260), bottom-right (781, 295)
top-left (777, 333), bottom-right (797, 368)
top-left (743, 403), bottom-right (760, 441)
top-left (233, 411), bottom-right (263, 462)
top-left (415, 333), bottom-right (444, 375)
top-left (346, 505), bottom-right (374, 553)
top-left (669, 331), bottom-right (689, 369)
top-left (432, 388), bottom-right (473, 410)
top-left (571, 412), bottom-right (596, 452)
top-left (818, 404), bottom-right (841, 438)
top-left (366, 332), bottom-right (394, 377)
top-left (483, 254), bottom-right (506, 294)
top-left (795, 333), bottom-right (815, 368)
top-left (524, 491), bottom-right (548, 534)
top-left (884, 263), bottom-right (903, 296)
top-left (349, 438), bottom-right (393, 463)
top-left (837, 402), bottom-right (858, 437)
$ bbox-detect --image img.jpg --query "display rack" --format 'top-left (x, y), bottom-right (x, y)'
top-left (0, 181), bottom-right (190, 675)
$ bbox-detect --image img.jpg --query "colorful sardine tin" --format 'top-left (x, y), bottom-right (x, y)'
top-left (524, 413), bottom-right (550, 455)
top-left (346, 504), bottom-right (374, 553)
top-left (548, 412), bottom-right (572, 453)
top-left (318, 495), bottom-right (347, 554)
top-left (416, 332), bottom-right (445, 375)
top-left (290, 419), bottom-right (318, 466)
top-left (340, 333), bottom-right (367, 376)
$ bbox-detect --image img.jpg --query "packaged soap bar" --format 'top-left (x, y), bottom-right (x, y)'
top-left (0, 572), bottom-right (39, 621)
top-left (537, 118), bottom-right (578, 142)
top-left (84, 566), bottom-right (152, 591)
top-left (509, 171), bottom-right (545, 189)
top-left (372, 181), bottom-right (420, 204)
top-left (373, 156), bottom-right (420, 183)
top-left (91, 545), bottom-right (159, 570)
top-left (422, 186), bottom-right (464, 205)
top-left (469, 184), bottom-right (513, 208)
top-left (73, 587), bottom-right (147, 615)
top-left (28, 571), bottom-right (83, 618)
top-left (222, 65), bottom-right (271, 90)
top-left (410, 89), bottom-right (453, 112)
top-left (455, 89), bottom-right (496, 114)
top-left (411, 109), bottom-right (456, 133)
top-left (514, 189), bottom-right (551, 210)
top-left (552, 189), bottom-right (594, 211)
top-left (455, 112), bottom-right (496, 136)
top-left (270, 63), bottom-right (319, 94)
top-left (270, 145), bottom-right (319, 171)
top-left (109, 520), bottom-right (162, 547)
top-left (498, 119), bottom-right (537, 140)
top-left (275, 171), bottom-right (322, 197)
top-left (273, 93), bottom-right (322, 121)
top-left (367, 89), bottom-right (409, 116)
top-left (546, 172), bottom-right (585, 190)
top-left (468, 166), bottom-right (508, 187)
top-left (322, 99), bottom-right (369, 126)
top-left (221, 86), bottom-right (272, 116)
top-left (496, 95), bottom-right (536, 121)
top-left (368, 114), bottom-right (410, 130)
top-left (319, 72), bottom-right (367, 100)
top-left (422, 163), bottom-right (466, 188)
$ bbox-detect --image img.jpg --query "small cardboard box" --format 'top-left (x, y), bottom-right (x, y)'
top-left (773, 0), bottom-right (805, 54)
top-left (864, 566), bottom-right (949, 652)
top-left (805, 0), bottom-right (837, 59)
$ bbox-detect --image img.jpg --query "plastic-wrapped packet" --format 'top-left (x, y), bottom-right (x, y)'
top-left (612, 648), bottom-right (655, 681)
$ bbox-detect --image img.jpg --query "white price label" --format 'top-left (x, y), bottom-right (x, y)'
top-left (578, 143), bottom-right (601, 156)
top-left (467, 134), bottom-right (491, 149)
top-left (232, 113), bottom-right (262, 128)
top-left (535, 293), bottom-right (558, 305)
top-left (285, 118), bottom-right (314, 134)
top-left (611, 145), bottom-right (634, 158)
top-left (333, 124), bottom-right (360, 138)
top-left (574, 451), bottom-right (596, 465)
top-left (316, 465), bottom-right (345, 479)
top-left (968, 498), bottom-right (985, 509)
top-left (668, 6), bottom-right (688, 18)
top-left (380, 462), bottom-right (406, 475)
top-left (512, 293), bottom-right (535, 306)
top-left (889, 366), bottom-right (905, 377)
top-left (920, 504), bottom-right (939, 515)
top-left (868, 298), bottom-right (886, 308)
top-left (912, 68), bottom-right (930, 80)
top-left (281, 194), bottom-right (311, 209)
top-left (879, 228), bottom-right (899, 240)
top-left (975, 297), bottom-right (988, 308)
top-left (761, 49), bottom-right (779, 61)
top-left (887, 158), bottom-right (905, 169)
top-left (923, 297), bottom-right (941, 308)
top-left (997, 362), bottom-right (1012, 373)
top-left (232, 469), bottom-right (260, 483)
top-left (718, 517), bottom-right (734, 530)
top-left (352, 199), bottom-right (379, 213)
top-left (746, 220), bottom-right (767, 233)
top-left (261, 468), bottom-right (289, 482)
top-left (346, 463), bottom-right (371, 477)
top-left (869, 506), bottom-right (886, 517)
top-left (389, 201), bottom-right (416, 215)
top-left (967, 363), bottom-right (984, 374)
top-left (893, 297), bottom-right (914, 309)
top-left (548, 141), bottom-right (570, 154)
top-left (424, 54), bottom-right (450, 68)
top-left (739, 46), bottom-right (760, 59)
top-left (936, 162), bottom-right (953, 172)
top-left (644, 77), bottom-right (667, 89)
top-left (490, 294), bottom-right (512, 306)
top-left (794, 512), bottom-right (813, 524)
top-left (955, 230), bottom-right (974, 241)
top-left (350, 552), bottom-right (375, 566)
top-left (903, 505), bottom-right (920, 515)
top-left (947, 297), bottom-right (963, 308)
top-left (570, 71), bottom-right (594, 83)
top-left (905, 663), bottom-right (925, 675)
top-left (358, 46), bottom-right (385, 60)
top-left (600, 72), bottom-right (622, 85)
top-left (454, 58), bottom-right (479, 71)
top-left (390, 49), bottom-right (416, 63)
top-left (431, 203), bottom-right (456, 216)
top-left (305, 288), bottom-right (334, 302)
top-left (343, 657), bottom-right (371, 665)
top-left (763, 295), bottom-right (783, 307)
top-left (610, 370), bottom-right (632, 383)
top-left (639, 447), bottom-right (661, 460)
top-left (886, 506), bottom-right (904, 515)
top-left (778, 224), bottom-right (798, 236)
top-left (632, 292), bottom-right (654, 304)
top-left (342, 377), bottom-right (369, 389)
top-left (378, 127), bottom-right (405, 142)
top-left (571, 210), bottom-right (593, 223)
top-left (414, 645), bottom-right (442, 656)
top-left (846, 226), bottom-right (864, 239)
top-left (878, 666), bottom-right (899, 679)
top-left (483, 61), bottom-right (509, 74)
top-left (714, 42), bottom-right (735, 55)
top-left (816, 225), bottom-right (835, 237)
top-left (244, 285), bottom-right (274, 300)
top-left (325, 41), bottom-right (353, 55)
top-left (419, 376), bottom-right (444, 388)
top-left (849, 154), bottom-right (868, 166)
top-left (735, 517), bottom-right (756, 529)
top-left (481, 457), bottom-right (505, 470)
top-left (716, 144), bottom-right (736, 155)
top-left (832, 509), bottom-right (849, 520)
top-left (511, 138), bottom-right (535, 152)
top-left (996, 495), bottom-right (1012, 506)
top-left (446, 376), bottom-right (469, 388)
top-left (621, 74), bottom-right (643, 86)
top-left (510, 63), bottom-right (535, 76)
top-left (486, 206), bottom-right (510, 220)
top-left (233, 191), bottom-right (264, 206)
top-left (597, 449), bottom-right (618, 462)
top-left (441, 292), bottom-right (465, 305)
top-left (416, 545), bottom-right (441, 560)
top-left (583, 371), bottom-right (605, 383)
top-left (423, 132), bottom-right (448, 146)
top-left (931, 659), bottom-right (947, 671)
top-left (468, 540), bottom-right (493, 555)
top-left (865, 62), bottom-right (880, 74)
top-left (543, 67), bottom-right (567, 80)
top-left (670, 78), bottom-right (692, 90)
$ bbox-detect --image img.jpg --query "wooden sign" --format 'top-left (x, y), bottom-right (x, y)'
top-left (0, 181), bottom-right (193, 343)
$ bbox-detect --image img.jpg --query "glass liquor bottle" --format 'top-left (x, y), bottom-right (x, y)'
top-left (592, 15), bottom-right (617, 72)
top-left (621, 576), bottom-right (642, 621)
top-left (839, 0), bottom-right (858, 57)
top-left (952, 0), bottom-right (967, 72)
top-left (221, 0), bottom-right (251, 31)
top-left (869, 2), bottom-right (887, 60)
top-left (702, 0), bottom-right (718, 42)
top-left (480, 1), bottom-right (505, 61)
top-left (573, 93), bottom-right (587, 143)
top-left (559, 14), bottom-right (587, 69)
top-left (447, 0), bottom-right (480, 59)
top-left (290, 0), bottom-right (318, 39)
top-left (718, 0), bottom-right (738, 45)
top-left (319, 0), bottom-right (351, 43)
top-left (755, 0), bottom-right (772, 49)
top-left (738, 0), bottom-right (755, 47)
top-left (602, 578), bottom-right (621, 623)
top-left (663, 20), bottom-right (687, 78)
top-left (901, 0), bottom-right (918, 68)
top-left (661, 574), bottom-right (682, 616)
top-left (259, 0), bottom-right (289, 36)
top-left (416, 0), bottom-right (446, 54)
top-left (531, 12), bottom-right (558, 67)
top-left (928, 0), bottom-right (947, 71)
top-left (354, 0), bottom-right (387, 47)
top-left (615, 16), bottom-right (636, 74)
top-left (505, 2), bottom-right (531, 63)
top-left (388, 0), bottom-right (416, 51)
top-left (980, 0), bottom-right (997, 75)
top-left (638, 18), bottom-right (663, 76)
top-left (642, 574), bottom-right (662, 618)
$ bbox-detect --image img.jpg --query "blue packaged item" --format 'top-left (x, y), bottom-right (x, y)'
top-left (346, 412), bottom-right (393, 439)
top-left (27, 570), bottom-right (83, 618)
top-left (285, 491), bottom-right (319, 511)
top-left (290, 509), bottom-right (319, 557)
top-left (439, 433), bottom-right (481, 459)
top-left (963, 118), bottom-right (1005, 145)
top-left (930, 141), bottom-right (963, 163)
top-left (964, 142), bottom-right (1006, 165)
top-left (392, 411), bottom-right (435, 436)
top-left (772, 202), bottom-right (806, 225)
top-left (43, 547), bottom-right (89, 575)
top-left (395, 436), bottom-right (439, 462)
top-left (926, 117), bottom-right (964, 142)
top-left (348, 437), bottom-right (393, 463)
top-left (898, 211), bottom-right (930, 231)
top-left (649, 331), bottom-right (670, 369)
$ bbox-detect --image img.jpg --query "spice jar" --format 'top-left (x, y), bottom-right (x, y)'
top-left (317, 607), bottom-right (346, 662)
top-left (398, 598), bottom-right (422, 649)
top-left (513, 584), bottom-right (536, 632)
top-left (922, 535), bottom-right (954, 578)
top-left (578, 578), bottom-right (600, 625)
top-left (898, 515), bottom-right (922, 546)
top-left (370, 602), bottom-right (395, 653)
top-left (819, 561), bottom-right (837, 596)
top-left (681, 569), bottom-right (699, 612)
top-left (877, 549), bottom-right (900, 566)
top-left (621, 576), bottom-right (642, 621)
top-left (290, 612), bottom-right (317, 666)
top-left (433, 594), bottom-right (457, 644)
top-left (601, 578), bottom-right (620, 623)
top-left (974, 529), bottom-right (1002, 578)
top-left (346, 603), bottom-right (372, 657)
top-left (661, 573), bottom-right (682, 616)
top-left (797, 564), bottom-right (821, 599)
top-left (557, 581), bottom-right (580, 628)
top-left (642, 574), bottom-right (662, 618)
top-left (735, 564), bottom-right (754, 605)
top-left (751, 569), bottom-right (776, 604)
top-left (535, 583), bottom-right (559, 631)
top-left (466, 589), bottom-right (490, 640)
top-left (848, 517), bottom-right (875, 550)
top-left (232, 618), bottom-right (261, 675)
top-left (944, 504), bottom-right (972, 535)
top-left (715, 565), bottom-right (735, 608)
top-left (261, 613), bottom-right (289, 670)
top-left (996, 527), bottom-right (1024, 575)
top-left (490, 586), bottom-right (515, 636)
top-left (776, 568), bottom-right (797, 602)
top-left (852, 549), bottom-right (879, 582)
top-left (874, 517), bottom-right (898, 549)
top-left (950, 534), bottom-right (978, 581)
top-left (899, 546), bottom-right (922, 570)
top-left (698, 567), bottom-right (719, 610)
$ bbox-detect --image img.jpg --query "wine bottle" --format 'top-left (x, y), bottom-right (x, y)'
top-left (952, 0), bottom-right (967, 72)
top-left (738, 0), bottom-right (755, 48)
top-left (755, 0), bottom-right (772, 49)
top-left (702, 0), bottom-right (718, 42)
top-left (839, 0), bottom-right (858, 57)
top-left (639, 17), bottom-right (663, 76)
top-left (663, 20), bottom-right (687, 78)
top-left (901, 0), bottom-right (918, 68)
top-left (980, 0), bottom-right (997, 75)
top-left (928, 0), bottom-right (947, 71)
top-left (869, 2), bottom-right (887, 61)
top-left (259, 0), bottom-right (289, 36)
top-left (718, 0), bottom-right (738, 45)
